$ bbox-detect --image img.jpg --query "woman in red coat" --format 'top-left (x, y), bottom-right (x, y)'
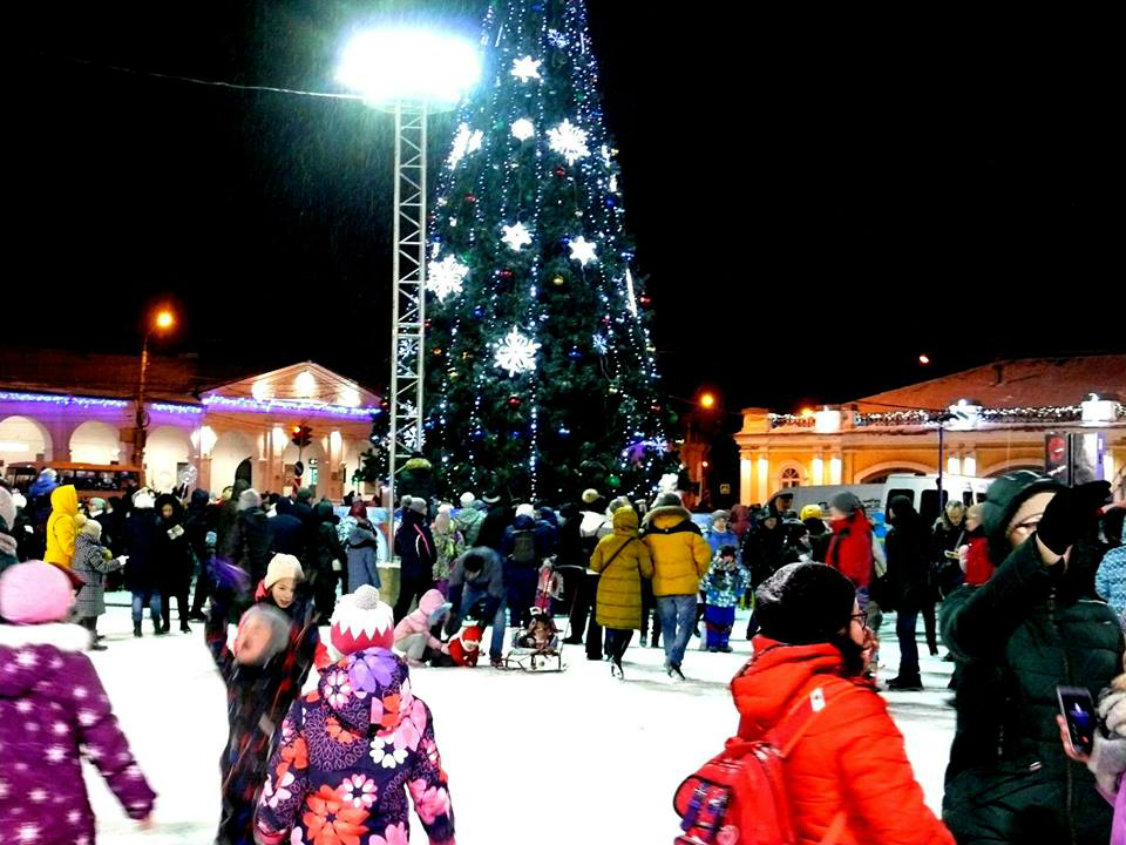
top-left (731, 563), bottom-right (954, 845)
top-left (826, 492), bottom-right (874, 592)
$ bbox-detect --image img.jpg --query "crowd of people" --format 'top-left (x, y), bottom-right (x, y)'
top-left (1, 462), bottom-right (1124, 844)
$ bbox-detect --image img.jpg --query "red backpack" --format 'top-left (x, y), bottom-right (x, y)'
top-left (672, 684), bottom-right (854, 845)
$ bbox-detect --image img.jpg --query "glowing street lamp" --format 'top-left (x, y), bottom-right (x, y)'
top-left (134, 306), bottom-right (177, 466)
top-left (337, 26), bottom-right (481, 511)
top-left (699, 392), bottom-right (717, 410)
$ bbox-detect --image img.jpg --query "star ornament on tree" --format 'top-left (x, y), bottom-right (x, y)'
top-left (501, 222), bottom-right (533, 252)
top-left (547, 119), bottom-right (590, 165)
top-left (494, 328), bottom-right (541, 377)
top-left (569, 236), bottom-right (598, 266)
top-left (427, 256), bottom-right (470, 301)
top-left (510, 56), bottom-right (543, 83)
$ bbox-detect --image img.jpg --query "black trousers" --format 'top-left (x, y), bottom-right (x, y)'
top-left (190, 562), bottom-right (213, 616)
top-left (162, 582), bottom-right (190, 630)
top-left (393, 573), bottom-right (433, 623)
top-left (604, 628), bottom-right (633, 662)
top-left (312, 569), bottom-right (338, 623)
top-left (567, 571), bottom-right (603, 657)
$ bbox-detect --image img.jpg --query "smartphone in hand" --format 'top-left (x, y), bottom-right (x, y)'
top-left (1057, 685), bottom-right (1096, 756)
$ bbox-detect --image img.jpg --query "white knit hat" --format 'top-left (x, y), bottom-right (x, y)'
top-left (582, 488), bottom-right (600, 505)
top-left (460, 492), bottom-right (476, 508)
top-left (264, 553), bottom-right (304, 590)
top-left (330, 585), bottom-right (395, 656)
top-left (515, 503), bottom-right (536, 519)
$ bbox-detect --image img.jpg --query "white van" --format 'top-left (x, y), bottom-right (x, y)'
top-left (787, 474), bottom-right (993, 527)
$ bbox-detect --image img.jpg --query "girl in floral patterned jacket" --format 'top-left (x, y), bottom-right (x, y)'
top-left (255, 584), bottom-right (456, 845)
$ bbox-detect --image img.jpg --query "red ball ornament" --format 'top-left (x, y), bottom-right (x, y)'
top-left (650, 403), bottom-right (662, 413)
top-left (464, 193), bottom-right (477, 204)
top-left (507, 395), bottom-right (522, 408)
top-left (601, 316), bottom-right (612, 327)
top-left (554, 167), bottom-right (567, 177)
top-left (639, 295), bottom-right (653, 308)
top-left (500, 268), bottom-right (515, 281)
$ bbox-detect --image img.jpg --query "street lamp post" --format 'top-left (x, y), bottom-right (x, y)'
top-left (133, 309), bottom-right (175, 468)
top-left (337, 26), bottom-right (480, 513)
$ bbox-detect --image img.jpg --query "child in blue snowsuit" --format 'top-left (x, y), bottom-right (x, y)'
top-left (702, 546), bottom-right (749, 652)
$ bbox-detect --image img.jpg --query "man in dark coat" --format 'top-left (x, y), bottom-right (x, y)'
top-left (124, 489), bottom-right (164, 637)
top-left (268, 497), bottom-right (306, 558)
top-left (393, 497), bottom-right (436, 621)
top-left (226, 488), bottom-right (272, 588)
top-left (940, 472), bottom-right (1122, 845)
top-left (475, 495), bottom-right (511, 553)
top-left (884, 496), bottom-right (934, 690)
top-left (309, 499), bottom-right (344, 621)
top-left (186, 489), bottom-right (218, 621)
top-left (216, 480), bottom-right (249, 562)
top-left (501, 504), bottom-right (557, 629)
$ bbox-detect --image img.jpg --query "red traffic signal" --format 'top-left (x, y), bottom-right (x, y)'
top-left (291, 425), bottom-right (313, 448)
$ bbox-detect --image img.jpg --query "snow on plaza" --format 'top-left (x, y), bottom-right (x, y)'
top-left (81, 599), bottom-right (954, 845)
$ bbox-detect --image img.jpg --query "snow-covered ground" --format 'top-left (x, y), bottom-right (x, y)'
top-left (82, 599), bottom-right (955, 844)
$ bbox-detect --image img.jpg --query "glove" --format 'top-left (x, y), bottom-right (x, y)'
top-left (444, 611), bottom-right (461, 637)
top-left (1099, 688), bottom-right (1126, 737)
top-left (1037, 481), bottom-right (1112, 556)
top-left (1087, 732), bottom-right (1126, 794)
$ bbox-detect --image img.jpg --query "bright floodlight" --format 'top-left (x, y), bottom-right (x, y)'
top-left (337, 28), bottom-right (481, 110)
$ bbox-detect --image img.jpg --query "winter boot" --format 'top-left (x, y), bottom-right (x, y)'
top-left (153, 619), bottom-right (167, 637)
top-left (133, 621), bottom-right (143, 638)
top-left (180, 621), bottom-right (192, 634)
top-left (887, 674), bottom-right (924, 691)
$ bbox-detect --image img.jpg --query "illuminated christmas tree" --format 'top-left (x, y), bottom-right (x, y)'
top-left (424, 0), bottom-right (668, 501)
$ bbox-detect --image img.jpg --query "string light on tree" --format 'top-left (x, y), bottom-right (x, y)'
top-left (547, 118), bottom-right (590, 165)
top-left (494, 328), bottom-right (541, 377)
top-left (511, 118), bottom-right (535, 141)
top-left (568, 235), bottom-right (598, 266)
top-left (427, 255), bottom-right (470, 301)
top-left (510, 56), bottom-right (543, 83)
top-left (501, 222), bottom-right (533, 252)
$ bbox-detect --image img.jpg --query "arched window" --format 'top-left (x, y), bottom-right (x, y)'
top-left (780, 466), bottom-right (802, 488)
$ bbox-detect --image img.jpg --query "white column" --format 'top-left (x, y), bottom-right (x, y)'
top-left (739, 457), bottom-right (753, 505)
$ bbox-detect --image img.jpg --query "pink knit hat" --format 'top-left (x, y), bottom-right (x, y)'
top-left (0, 561), bottom-right (76, 624)
top-left (330, 585), bottom-right (395, 656)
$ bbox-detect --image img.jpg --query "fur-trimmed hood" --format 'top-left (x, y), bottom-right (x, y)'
top-left (0, 623), bottom-right (90, 696)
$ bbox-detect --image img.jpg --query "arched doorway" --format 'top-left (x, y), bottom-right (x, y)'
top-left (145, 425), bottom-right (192, 493)
top-left (0, 415), bottom-right (52, 468)
top-left (69, 420), bottom-right (121, 465)
top-left (210, 431), bottom-right (256, 494)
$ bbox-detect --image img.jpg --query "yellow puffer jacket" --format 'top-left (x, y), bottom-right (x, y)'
top-left (642, 505), bottom-right (712, 597)
top-left (590, 509), bottom-right (654, 630)
top-left (44, 484), bottom-right (80, 568)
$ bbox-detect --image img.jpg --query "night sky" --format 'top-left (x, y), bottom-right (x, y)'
top-left (6, 4), bottom-right (1121, 426)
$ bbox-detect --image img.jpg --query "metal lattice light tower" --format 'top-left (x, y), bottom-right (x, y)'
top-left (338, 27), bottom-right (481, 509)
top-left (389, 101), bottom-right (427, 498)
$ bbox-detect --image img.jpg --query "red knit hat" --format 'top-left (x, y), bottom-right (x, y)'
top-left (330, 585), bottom-right (395, 656)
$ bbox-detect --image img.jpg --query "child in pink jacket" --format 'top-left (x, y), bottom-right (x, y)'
top-left (394, 588), bottom-right (452, 664)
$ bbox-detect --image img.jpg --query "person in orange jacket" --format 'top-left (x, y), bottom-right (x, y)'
top-left (731, 562), bottom-right (954, 845)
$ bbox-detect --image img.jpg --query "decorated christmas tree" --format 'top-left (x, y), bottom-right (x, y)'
top-left (424, 0), bottom-right (668, 502)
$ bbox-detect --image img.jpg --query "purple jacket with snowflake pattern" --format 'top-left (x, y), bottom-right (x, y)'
top-left (0, 623), bottom-right (155, 844)
top-left (255, 647), bottom-right (455, 845)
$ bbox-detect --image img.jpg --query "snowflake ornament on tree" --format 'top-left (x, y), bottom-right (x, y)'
top-left (448, 123), bottom-right (483, 168)
top-left (494, 328), bottom-right (541, 377)
top-left (547, 119), bottom-right (590, 165)
top-left (592, 333), bottom-right (608, 355)
top-left (511, 118), bottom-right (535, 141)
top-left (427, 256), bottom-right (469, 301)
top-left (501, 222), bottom-right (533, 252)
top-left (569, 236), bottom-right (598, 266)
top-left (510, 56), bottom-right (543, 83)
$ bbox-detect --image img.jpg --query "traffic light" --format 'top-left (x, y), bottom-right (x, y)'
top-left (291, 425), bottom-right (313, 449)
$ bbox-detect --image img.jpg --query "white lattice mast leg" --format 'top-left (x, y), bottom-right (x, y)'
top-left (388, 101), bottom-right (428, 509)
